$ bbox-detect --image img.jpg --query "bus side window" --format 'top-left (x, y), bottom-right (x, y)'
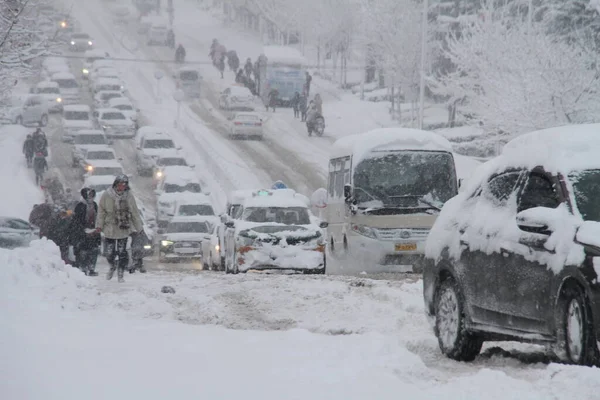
top-left (328, 160), bottom-right (336, 197)
top-left (343, 157), bottom-right (351, 186)
top-left (334, 159), bottom-right (344, 198)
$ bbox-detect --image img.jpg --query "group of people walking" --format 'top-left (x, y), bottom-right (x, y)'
top-left (23, 128), bottom-right (49, 185)
top-left (29, 174), bottom-right (148, 282)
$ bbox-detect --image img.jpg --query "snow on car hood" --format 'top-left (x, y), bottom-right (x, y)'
top-left (101, 119), bottom-right (133, 127)
top-left (64, 120), bottom-right (93, 128)
top-left (237, 223), bottom-right (322, 243)
top-left (142, 148), bottom-right (173, 157)
top-left (162, 232), bottom-right (208, 242)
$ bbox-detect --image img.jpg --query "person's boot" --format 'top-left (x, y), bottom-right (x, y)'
top-left (106, 266), bottom-right (116, 280)
top-left (88, 270), bottom-right (98, 277)
top-left (117, 267), bottom-right (125, 283)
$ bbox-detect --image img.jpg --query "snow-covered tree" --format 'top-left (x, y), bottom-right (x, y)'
top-left (430, 0), bottom-right (600, 134)
top-left (0, 0), bottom-right (55, 99)
top-left (541, 0), bottom-right (600, 49)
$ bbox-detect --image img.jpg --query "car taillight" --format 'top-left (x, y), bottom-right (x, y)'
top-left (234, 122), bottom-right (242, 125)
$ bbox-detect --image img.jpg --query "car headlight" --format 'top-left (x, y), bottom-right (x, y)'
top-left (61, 21), bottom-right (67, 28)
top-left (56, 97), bottom-right (62, 103)
top-left (155, 170), bottom-right (163, 178)
top-left (215, 244), bottom-right (220, 252)
top-left (85, 165), bottom-right (94, 172)
top-left (351, 224), bottom-right (377, 239)
top-left (82, 69), bottom-right (89, 74)
top-left (88, 41), bottom-right (93, 46)
top-left (161, 240), bottom-right (173, 247)
top-left (70, 41), bottom-right (75, 45)
top-left (143, 244), bottom-right (152, 250)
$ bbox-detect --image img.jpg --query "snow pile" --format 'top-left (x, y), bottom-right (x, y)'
top-left (0, 125), bottom-right (44, 218)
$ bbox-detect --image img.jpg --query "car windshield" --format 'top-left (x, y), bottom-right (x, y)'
top-left (90, 184), bottom-right (112, 192)
top-left (144, 139), bottom-right (174, 149)
top-left (75, 135), bottom-right (106, 145)
top-left (64, 111), bottom-right (89, 120)
top-left (54, 79), bottom-right (78, 89)
top-left (114, 104), bottom-right (133, 111)
top-left (101, 112), bottom-right (125, 120)
top-left (178, 204), bottom-right (214, 216)
top-left (38, 87), bottom-right (59, 94)
top-left (163, 183), bottom-right (201, 193)
top-left (241, 206), bottom-right (311, 225)
top-left (72, 33), bottom-right (90, 39)
top-left (230, 204), bottom-right (243, 218)
top-left (353, 151), bottom-right (458, 212)
top-left (87, 151), bottom-right (114, 160)
top-left (166, 221), bottom-right (209, 233)
top-left (101, 93), bottom-right (122, 101)
top-left (180, 70), bottom-right (199, 80)
top-left (569, 169), bottom-right (600, 221)
top-left (158, 158), bottom-right (186, 166)
top-left (93, 167), bottom-right (122, 176)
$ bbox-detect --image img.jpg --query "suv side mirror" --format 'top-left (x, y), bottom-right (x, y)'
top-left (516, 207), bottom-right (560, 235)
top-left (319, 221), bottom-right (329, 229)
top-left (225, 221), bottom-right (235, 229)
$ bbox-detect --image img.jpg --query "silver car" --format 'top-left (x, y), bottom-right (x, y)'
top-left (0, 217), bottom-right (39, 249)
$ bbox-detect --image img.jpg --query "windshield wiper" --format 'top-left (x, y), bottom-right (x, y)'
top-left (388, 195), bottom-right (442, 211)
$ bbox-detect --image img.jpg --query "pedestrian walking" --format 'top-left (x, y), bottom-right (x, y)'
top-left (71, 188), bottom-right (101, 276)
top-left (291, 91), bottom-right (300, 118)
top-left (299, 92), bottom-right (308, 121)
top-left (96, 175), bottom-right (143, 283)
top-left (305, 72), bottom-right (312, 97)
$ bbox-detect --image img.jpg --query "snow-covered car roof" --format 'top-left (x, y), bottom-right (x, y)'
top-left (75, 129), bottom-right (105, 136)
top-left (84, 49), bottom-right (108, 58)
top-left (94, 77), bottom-right (122, 85)
top-left (331, 128), bottom-right (453, 162)
top-left (174, 193), bottom-right (212, 206)
top-left (108, 97), bottom-right (133, 107)
top-left (163, 172), bottom-right (201, 185)
top-left (51, 72), bottom-right (77, 80)
top-left (85, 146), bottom-right (116, 155)
top-left (156, 149), bottom-right (184, 159)
top-left (97, 108), bottom-right (126, 117)
top-left (63, 104), bottom-right (91, 112)
top-left (138, 126), bottom-right (169, 138)
top-left (84, 175), bottom-right (115, 186)
top-left (229, 189), bottom-right (257, 205)
top-left (263, 45), bottom-right (307, 66)
top-left (227, 85), bottom-right (253, 97)
top-left (42, 56), bottom-right (68, 66)
top-left (243, 192), bottom-right (308, 209)
top-left (36, 81), bottom-right (59, 89)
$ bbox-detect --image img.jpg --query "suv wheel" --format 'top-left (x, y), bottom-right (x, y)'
top-left (40, 114), bottom-right (48, 126)
top-left (434, 279), bottom-right (483, 361)
top-left (556, 285), bottom-right (599, 365)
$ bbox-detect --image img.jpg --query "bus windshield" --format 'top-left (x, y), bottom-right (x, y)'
top-left (353, 150), bottom-right (457, 213)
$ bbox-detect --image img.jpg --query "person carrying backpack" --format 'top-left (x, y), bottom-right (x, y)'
top-left (96, 175), bottom-right (143, 283)
top-left (23, 134), bottom-right (34, 167)
top-left (71, 188), bottom-right (101, 276)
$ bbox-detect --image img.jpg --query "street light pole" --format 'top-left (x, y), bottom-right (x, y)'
top-left (418, 0), bottom-right (429, 130)
top-left (527, 0), bottom-right (533, 34)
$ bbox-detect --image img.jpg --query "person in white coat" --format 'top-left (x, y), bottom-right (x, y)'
top-left (96, 175), bottom-right (143, 283)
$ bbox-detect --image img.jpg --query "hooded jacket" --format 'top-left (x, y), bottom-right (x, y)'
top-left (97, 187), bottom-right (143, 239)
top-left (71, 199), bottom-right (101, 249)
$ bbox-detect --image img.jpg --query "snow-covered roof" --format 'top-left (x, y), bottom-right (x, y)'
top-left (229, 85), bottom-right (253, 97)
top-left (173, 193), bottom-right (212, 205)
top-left (84, 49), bottom-right (108, 58)
top-left (331, 128), bottom-right (453, 162)
top-left (63, 104), bottom-right (91, 112)
top-left (263, 46), bottom-right (307, 66)
top-left (229, 189), bottom-right (257, 205)
top-left (108, 97), bottom-right (132, 107)
top-left (51, 72), bottom-right (77, 80)
top-left (36, 81), bottom-right (59, 89)
top-left (138, 126), bottom-right (168, 137)
top-left (243, 192), bottom-right (308, 209)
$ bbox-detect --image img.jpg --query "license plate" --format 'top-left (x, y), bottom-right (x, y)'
top-left (181, 242), bottom-right (192, 247)
top-left (176, 248), bottom-right (197, 254)
top-left (395, 243), bottom-right (417, 251)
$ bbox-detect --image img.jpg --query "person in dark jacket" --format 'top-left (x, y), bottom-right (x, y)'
top-left (33, 153), bottom-right (48, 185)
top-left (29, 202), bottom-right (55, 238)
top-left (267, 88), bottom-right (279, 112)
top-left (244, 58), bottom-right (253, 80)
top-left (291, 91), bottom-right (300, 118)
top-left (129, 230), bottom-right (150, 274)
top-left (235, 68), bottom-right (246, 85)
top-left (216, 53), bottom-right (225, 79)
top-left (32, 129), bottom-right (48, 156)
top-left (305, 71), bottom-right (312, 97)
top-left (23, 134), bottom-right (34, 167)
top-left (71, 188), bottom-right (101, 276)
top-left (299, 92), bottom-right (308, 121)
top-left (166, 29), bottom-right (175, 49)
top-left (47, 205), bottom-right (73, 265)
top-left (227, 50), bottom-right (240, 72)
top-left (175, 44), bottom-right (186, 63)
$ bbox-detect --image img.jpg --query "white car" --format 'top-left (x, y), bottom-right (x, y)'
top-left (50, 72), bottom-right (79, 104)
top-left (84, 59), bottom-right (115, 80)
top-left (0, 217), bottom-right (39, 249)
top-left (173, 67), bottom-right (201, 98)
top-left (71, 130), bottom-right (110, 167)
top-left (3, 94), bottom-right (49, 126)
top-left (83, 159), bottom-right (125, 179)
top-left (82, 175), bottom-right (115, 200)
top-left (92, 77), bottom-right (124, 94)
top-left (30, 81), bottom-right (63, 113)
top-left (155, 174), bottom-right (203, 228)
top-left (147, 22), bottom-right (169, 45)
top-left (218, 85), bottom-right (255, 111)
top-left (223, 189), bottom-right (328, 274)
top-left (229, 112), bottom-right (263, 140)
top-left (136, 128), bottom-right (178, 175)
top-left (93, 90), bottom-right (124, 109)
top-left (151, 150), bottom-right (190, 180)
top-left (95, 108), bottom-right (135, 138)
top-left (90, 67), bottom-right (120, 85)
top-left (62, 105), bottom-right (93, 142)
top-left (69, 32), bottom-right (94, 51)
top-left (158, 216), bottom-right (211, 263)
top-left (41, 61), bottom-right (70, 80)
top-left (79, 146), bottom-right (118, 175)
top-left (201, 222), bottom-right (225, 271)
top-left (83, 49), bottom-right (110, 74)
top-left (108, 97), bottom-right (139, 125)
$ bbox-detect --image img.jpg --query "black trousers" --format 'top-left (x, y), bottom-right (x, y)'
top-left (76, 246), bottom-right (99, 273)
top-left (105, 238), bottom-right (129, 274)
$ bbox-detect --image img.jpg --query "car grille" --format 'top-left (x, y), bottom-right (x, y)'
top-left (174, 241), bottom-right (200, 248)
top-left (373, 228), bottom-right (430, 241)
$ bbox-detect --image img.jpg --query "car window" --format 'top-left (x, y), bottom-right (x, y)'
top-left (8, 219), bottom-right (30, 230)
top-left (518, 173), bottom-right (560, 212)
top-left (483, 172), bottom-right (521, 204)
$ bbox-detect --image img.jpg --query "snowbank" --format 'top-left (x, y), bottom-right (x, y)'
top-left (0, 125), bottom-right (45, 218)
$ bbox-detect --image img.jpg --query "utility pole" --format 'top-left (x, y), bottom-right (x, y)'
top-left (527, 0), bottom-right (533, 34)
top-left (418, 0), bottom-right (429, 130)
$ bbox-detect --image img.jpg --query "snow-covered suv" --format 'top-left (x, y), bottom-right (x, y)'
top-left (423, 124), bottom-right (600, 366)
top-left (4, 94), bottom-right (49, 126)
top-left (95, 108), bottom-right (135, 138)
top-left (135, 127), bottom-right (178, 176)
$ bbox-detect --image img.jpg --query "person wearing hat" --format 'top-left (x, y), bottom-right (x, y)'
top-left (96, 175), bottom-right (143, 283)
top-left (71, 187), bottom-right (101, 276)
